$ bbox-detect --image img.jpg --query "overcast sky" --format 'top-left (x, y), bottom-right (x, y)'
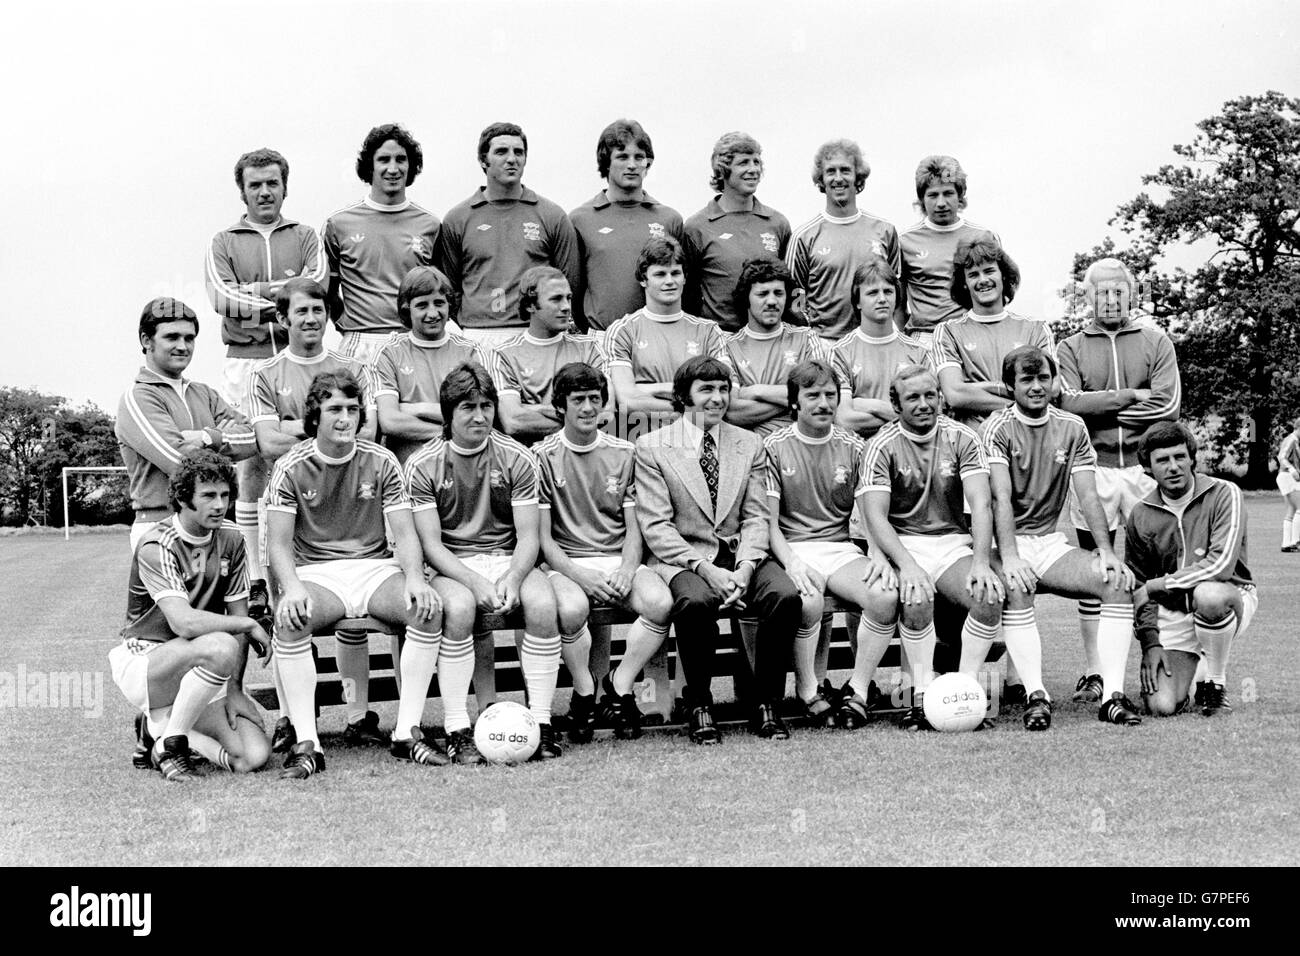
top-left (1, 0), bottom-right (1294, 412)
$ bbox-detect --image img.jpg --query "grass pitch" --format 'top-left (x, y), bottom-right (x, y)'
top-left (1, 497), bottom-right (1296, 866)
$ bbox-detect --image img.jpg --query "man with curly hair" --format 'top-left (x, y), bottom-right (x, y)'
top-left (683, 132), bottom-right (791, 332)
top-left (322, 123), bottom-right (443, 365)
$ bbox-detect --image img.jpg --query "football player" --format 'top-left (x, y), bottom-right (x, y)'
top-left (1275, 416), bottom-right (1300, 551)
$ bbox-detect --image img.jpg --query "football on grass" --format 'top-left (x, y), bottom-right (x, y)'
top-left (923, 673), bottom-right (988, 732)
top-left (474, 702), bottom-right (540, 763)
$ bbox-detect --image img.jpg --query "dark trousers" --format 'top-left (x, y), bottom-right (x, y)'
top-left (668, 552), bottom-right (800, 704)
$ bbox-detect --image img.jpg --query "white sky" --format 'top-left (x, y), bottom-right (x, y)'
top-left (1, 0), bottom-right (1295, 412)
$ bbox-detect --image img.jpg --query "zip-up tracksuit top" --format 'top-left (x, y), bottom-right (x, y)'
top-left (116, 368), bottom-right (258, 521)
top-left (1125, 473), bottom-right (1252, 611)
top-left (1056, 318), bottom-right (1181, 469)
top-left (205, 217), bottom-right (327, 358)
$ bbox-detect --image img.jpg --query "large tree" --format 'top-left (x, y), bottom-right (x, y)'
top-left (1063, 91), bottom-right (1300, 486)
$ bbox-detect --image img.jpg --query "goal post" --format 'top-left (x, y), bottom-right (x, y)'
top-left (62, 466), bottom-right (128, 541)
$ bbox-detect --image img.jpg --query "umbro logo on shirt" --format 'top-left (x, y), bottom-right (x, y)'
top-left (598, 227), bottom-right (614, 235)
top-left (477, 224), bottom-right (492, 231)
top-left (719, 233), bottom-right (733, 240)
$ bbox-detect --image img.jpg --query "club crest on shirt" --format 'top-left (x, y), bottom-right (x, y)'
top-left (1054, 447), bottom-right (1068, 465)
top-left (605, 475), bottom-right (620, 495)
top-left (938, 459), bottom-right (955, 477)
top-left (760, 232), bottom-right (778, 253)
top-left (685, 341), bottom-right (701, 356)
top-left (522, 222), bottom-right (541, 241)
top-left (648, 222), bottom-right (665, 239)
top-left (871, 240), bottom-right (885, 258)
top-left (783, 349), bottom-right (797, 365)
top-left (358, 481), bottom-right (375, 500)
top-left (219, 557), bottom-right (230, 577)
top-left (834, 465), bottom-right (849, 485)
top-left (489, 468), bottom-right (505, 487)
top-left (408, 235), bottom-right (431, 258)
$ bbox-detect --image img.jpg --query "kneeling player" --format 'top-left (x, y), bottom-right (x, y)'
top-left (985, 347), bottom-right (1139, 728)
top-left (405, 363), bottom-right (565, 759)
top-left (765, 360), bottom-right (900, 727)
top-left (859, 365), bottom-right (1004, 730)
top-left (266, 371), bottom-right (457, 778)
top-left (536, 362), bottom-right (673, 741)
top-left (111, 450), bottom-right (271, 781)
top-left (1126, 422), bottom-right (1256, 717)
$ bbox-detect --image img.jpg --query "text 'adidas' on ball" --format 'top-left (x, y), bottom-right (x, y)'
top-left (473, 701), bottom-right (540, 764)
top-left (923, 672), bottom-right (988, 733)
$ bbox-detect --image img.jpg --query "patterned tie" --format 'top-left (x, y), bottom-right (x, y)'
top-left (700, 431), bottom-right (719, 511)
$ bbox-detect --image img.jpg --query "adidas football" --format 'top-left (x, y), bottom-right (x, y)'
top-left (473, 701), bottom-right (540, 764)
top-left (923, 672), bottom-right (988, 732)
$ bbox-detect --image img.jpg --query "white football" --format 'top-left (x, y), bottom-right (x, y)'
top-left (922, 672), bottom-right (988, 732)
top-left (473, 701), bottom-right (540, 764)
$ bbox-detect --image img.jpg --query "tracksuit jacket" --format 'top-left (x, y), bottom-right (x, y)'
top-left (205, 217), bottom-right (327, 358)
top-left (115, 368), bottom-right (258, 521)
top-left (1056, 318), bottom-right (1181, 469)
top-left (1124, 474), bottom-right (1252, 644)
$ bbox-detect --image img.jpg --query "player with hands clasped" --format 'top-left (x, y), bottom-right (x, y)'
top-left (983, 347), bottom-right (1140, 729)
top-left (859, 365), bottom-right (1004, 730)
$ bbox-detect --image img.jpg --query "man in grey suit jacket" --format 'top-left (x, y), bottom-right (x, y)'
top-left (635, 355), bottom-right (801, 743)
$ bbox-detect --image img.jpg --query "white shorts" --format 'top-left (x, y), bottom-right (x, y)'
top-left (1277, 471), bottom-right (1299, 495)
top-left (296, 558), bottom-right (402, 618)
top-left (130, 519), bottom-right (162, 555)
top-left (109, 639), bottom-right (228, 714)
top-left (1011, 532), bottom-right (1075, 577)
top-left (1070, 464), bottom-right (1154, 531)
top-left (897, 533), bottom-right (973, 583)
top-left (544, 554), bottom-right (624, 578)
top-left (1157, 585), bottom-right (1258, 655)
top-left (219, 356), bottom-right (261, 413)
top-left (458, 552), bottom-right (517, 585)
top-left (788, 540), bottom-right (867, 580)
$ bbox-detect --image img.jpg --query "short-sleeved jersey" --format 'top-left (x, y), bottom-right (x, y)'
top-left (569, 192), bottom-right (685, 332)
top-left (489, 332), bottom-right (607, 407)
top-left (438, 187), bottom-right (581, 331)
top-left (724, 324), bottom-right (828, 437)
top-left (765, 424), bottom-right (866, 542)
top-left (265, 439), bottom-right (409, 565)
top-left (860, 417), bottom-right (988, 536)
top-left (683, 197), bottom-right (792, 331)
top-left (983, 405), bottom-right (1096, 536)
top-left (932, 310), bottom-right (1056, 426)
top-left (535, 431), bottom-right (636, 558)
top-left (372, 331), bottom-right (486, 463)
top-left (249, 349), bottom-right (375, 429)
top-left (898, 219), bottom-right (998, 333)
top-left (786, 210), bottom-right (901, 341)
top-left (605, 309), bottom-right (733, 384)
top-left (121, 518), bottom-right (248, 644)
top-left (405, 432), bottom-right (539, 556)
top-left (321, 198), bottom-right (441, 334)
top-left (830, 328), bottom-right (931, 404)
top-left (1278, 432), bottom-right (1300, 473)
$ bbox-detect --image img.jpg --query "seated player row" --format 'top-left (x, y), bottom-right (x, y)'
top-left (113, 350), bottom-right (1250, 781)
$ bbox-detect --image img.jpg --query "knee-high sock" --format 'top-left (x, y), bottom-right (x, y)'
top-left (794, 621), bottom-right (820, 702)
top-left (147, 706), bottom-right (171, 741)
top-left (521, 632), bottom-right (561, 722)
top-left (851, 616), bottom-right (895, 699)
top-left (188, 731), bottom-right (232, 770)
top-left (235, 501), bottom-right (262, 580)
top-left (1097, 603), bottom-right (1133, 699)
top-left (1001, 608), bottom-right (1046, 697)
top-left (1284, 519), bottom-right (1295, 548)
top-left (1078, 599), bottom-right (1102, 674)
top-left (958, 616), bottom-right (1000, 677)
top-left (274, 637), bottom-right (320, 750)
top-left (1196, 610), bottom-right (1238, 685)
top-left (898, 622), bottom-right (937, 694)
top-left (163, 666), bottom-right (229, 741)
top-left (612, 618), bottom-right (669, 695)
top-left (335, 631), bottom-right (371, 724)
top-left (394, 626), bottom-right (441, 740)
top-left (1291, 513), bottom-right (1300, 546)
top-left (561, 625), bottom-right (594, 696)
top-left (439, 634), bottom-right (475, 733)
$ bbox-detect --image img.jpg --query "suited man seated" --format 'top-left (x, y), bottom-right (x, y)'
top-left (634, 355), bottom-right (801, 744)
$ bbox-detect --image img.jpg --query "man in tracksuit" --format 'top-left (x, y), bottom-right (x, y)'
top-left (1056, 257), bottom-right (1181, 704)
top-left (1126, 422), bottom-right (1255, 718)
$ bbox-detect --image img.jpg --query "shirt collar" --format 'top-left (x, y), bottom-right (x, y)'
top-left (590, 189), bottom-right (660, 211)
top-left (641, 308), bottom-right (684, 324)
top-left (523, 330), bottom-right (564, 347)
top-left (312, 439), bottom-right (357, 465)
top-left (900, 423), bottom-right (937, 444)
top-left (137, 366), bottom-right (189, 390)
top-left (923, 217), bottom-right (967, 233)
top-left (409, 331), bottom-right (449, 349)
top-left (285, 348), bottom-right (328, 365)
top-left (793, 423), bottom-right (833, 445)
top-left (170, 514), bottom-right (212, 546)
top-left (705, 195), bottom-right (774, 222)
top-left (363, 195), bottom-right (411, 213)
top-left (743, 323), bottom-right (784, 340)
top-left (1011, 405), bottom-right (1048, 427)
top-left (229, 214), bottom-right (299, 233)
top-left (968, 309), bottom-right (1009, 324)
top-left (469, 186), bottom-right (539, 208)
top-left (560, 431), bottom-right (600, 453)
top-left (854, 327), bottom-right (898, 345)
top-left (449, 437), bottom-right (489, 456)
